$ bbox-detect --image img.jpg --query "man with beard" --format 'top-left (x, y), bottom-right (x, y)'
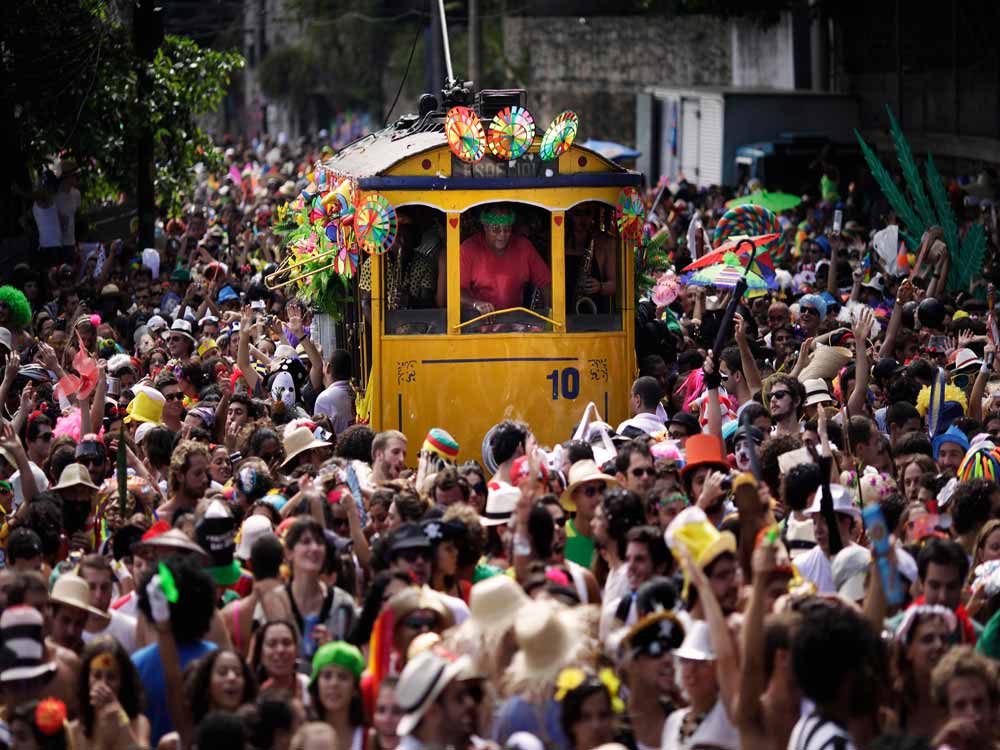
top-left (155, 374), bottom-right (185, 434)
top-left (396, 649), bottom-right (484, 750)
top-left (156, 440), bottom-right (210, 517)
top-left (666, 506), bottom-right (742, 620)
top-left (767, 375), bottom-right (804, 437)
top-left (372, 430), bottom-right (408, 485)
top-left (592, 489), bottom-right (646, 618)
top-left (795, 485), bottom-right (864, 594)
top-left (47, 572), bottom-right (110, 655)
top-left (51, 464), bottom-right (100, 547)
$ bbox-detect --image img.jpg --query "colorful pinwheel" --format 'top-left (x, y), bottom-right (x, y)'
top-left (445, 106), bottom-right (486, 163)
top-left (487, 106), bottom-right (535, 160)
top-left (540, 110), bottom-right (579, 161)
top-left (355, 193), bottom-right (398, 255)
top-left (616, 187), bottom-right (644, 241)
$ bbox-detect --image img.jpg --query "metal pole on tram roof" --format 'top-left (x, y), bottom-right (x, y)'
top-left (437, 0), bottom-right (456, 85)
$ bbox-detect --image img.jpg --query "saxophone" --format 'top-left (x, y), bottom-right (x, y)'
top-left (575, 239), bottom-right (598, 315)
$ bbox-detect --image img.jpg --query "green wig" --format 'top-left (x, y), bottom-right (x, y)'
top-left (0, 287), bottom-right (30, 328)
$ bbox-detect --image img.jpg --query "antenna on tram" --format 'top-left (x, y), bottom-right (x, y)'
top-left (436, 0), bottom-right (456, 86)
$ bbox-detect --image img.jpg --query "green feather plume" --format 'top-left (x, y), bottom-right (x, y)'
top-left (925, 154), bottom-right (960, 265)
top-left (888, 106), bottom-right (935, 231)
top-left (952, 224), bottom-right (987, 292)
top-left (855, 129), bottom-right (923, 244)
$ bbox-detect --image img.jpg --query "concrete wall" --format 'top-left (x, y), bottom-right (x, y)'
top-left (731, 13), bottom-right (796, 90)
top-left (503, 14), bottom-right (731, 145)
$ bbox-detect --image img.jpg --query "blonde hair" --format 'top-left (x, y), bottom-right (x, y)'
top-left (168, 440), bottom-right (210, 494)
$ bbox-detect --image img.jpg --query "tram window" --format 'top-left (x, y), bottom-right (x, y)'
top-left (458, 202), bottom-right (552, 334)
top-left (565, 202), bottom-right (623, 333)
top-left (361, 207), bottom-right (447, 335)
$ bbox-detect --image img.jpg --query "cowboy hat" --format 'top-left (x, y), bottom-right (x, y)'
top-left (559, 460), bottom-right (618, 512)
top-left (281, 426), bottom-right (331, 468)
top-left (51, 464), bottom-right (99, 492)
top-left (133, 529), bottom-right (212, 564)
top-left (49, 574), bottom-right (111, 626)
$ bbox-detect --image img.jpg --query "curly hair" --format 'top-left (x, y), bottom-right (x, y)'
top-left (78, 637), bottom-right (145, 737)
top-left (168, 439), bottom-right (210, 495)
top-left (931, 645), bottom-right (1000, 710)
top-left (759, 434), bottom-right (802, 497)
top-left (950, 479), bottom-right (996, 536)
top-left (335, 425), bottom-right (375, 463)
top-left (187, 648), bottom-right (258, 725)
top-left (0, 285), bottom-right (32, 328)
top-left (600, 489), bottom-right (647, 559)
top-left (443, 502), bottom-right (486, 568)
top-left (137, 554), bottom-right (216, 644)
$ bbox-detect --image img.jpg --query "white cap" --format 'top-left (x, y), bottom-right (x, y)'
top-left (134, 421), bottom-right (158, 444)
top-left (236, 515), bottom-right (275, 560)
top-left (832, 545), bottom-right (871, 602)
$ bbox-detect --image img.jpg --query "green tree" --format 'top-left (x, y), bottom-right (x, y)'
top-left (1, 0), bottom-right (243, 235)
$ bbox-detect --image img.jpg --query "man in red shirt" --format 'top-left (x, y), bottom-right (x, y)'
top-left (460, 204), bottom-right (551, 314)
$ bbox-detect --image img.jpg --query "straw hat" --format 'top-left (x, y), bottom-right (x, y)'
top-left (396, 649), bottom-right (473, 737)
top-left (388, 585), bottom-right (454, 630)
top-left (506, 600), bottom-right (579, 690)
top-left (51, 464), bottom-right (99, 492)
top-left (468, 574), bottom-right (529, 640)
top-left (559, 460), bottom-right (618, 512)
top-left (480, 485), bottom-right (520, 527)
top-left (798, 345), bottom-right (852, 383)
top-left (124, 386), bottom-right (164, 425)
top-left (802, 378), bottom-right (833, 407)
top-left (133, 529), bottom-right (212, 564)
top-left (49, 574), bottom-right (111, 625)
top-left (0, 606), bottom-right (57, 683)
top-left (281, 426), bottom-right (331, 468)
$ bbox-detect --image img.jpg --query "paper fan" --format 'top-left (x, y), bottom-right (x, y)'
top-left (355, 194), bottom-right (398, 255)
top-left (445, 106), bottom-right (486, 163)
top-left (487, 106), bottom-right (535, 160)
top-left (616, 187), bottom-right (644, 241)
top-left (539, 110), bottom-right (579, 161)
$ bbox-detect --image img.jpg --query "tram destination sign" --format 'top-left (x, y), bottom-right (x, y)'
top-left (451, 152), bottom-right (558, 180)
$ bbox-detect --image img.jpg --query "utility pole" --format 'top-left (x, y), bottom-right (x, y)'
top-left (133, 0), bottom-right (163, 253)
top-left (468, 0), bottom-right (480, 87)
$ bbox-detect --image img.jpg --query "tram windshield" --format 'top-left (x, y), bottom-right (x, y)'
top-left (458, 202), bottom-right (552, 334)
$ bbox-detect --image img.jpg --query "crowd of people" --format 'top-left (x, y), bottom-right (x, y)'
top-left (2, 131), bottom-right (1000, 750)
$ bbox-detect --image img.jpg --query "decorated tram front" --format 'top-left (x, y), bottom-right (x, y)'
top-left (268, 92), bottom-right (646, 462)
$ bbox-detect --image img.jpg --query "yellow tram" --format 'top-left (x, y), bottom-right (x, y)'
top-left (273, 89), bottom-right (642, 461)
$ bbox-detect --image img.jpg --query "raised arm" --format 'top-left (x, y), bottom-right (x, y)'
top-left (878, 278), bottom-right (913, 359)
top-left (734, 314), bottom-right (762, 396)
top-left (847, 308), bottom-right (874, 417)
top-left (237, 305), bottom-right (260, 391)
top-left (735, 543), bottom-right (776, 732)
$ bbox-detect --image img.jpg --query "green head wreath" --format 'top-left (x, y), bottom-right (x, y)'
top-left (480, 205), bottom-right (516, 227)
top-left (0, 286), bottom-right (31, 328)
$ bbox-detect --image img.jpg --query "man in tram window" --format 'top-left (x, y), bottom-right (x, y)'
top-left (459, 203), bottom-right (551, 316)
top-left (566, 202), bottom-right (617, 314)
top-left (359, 211), bottom-right (435, 323)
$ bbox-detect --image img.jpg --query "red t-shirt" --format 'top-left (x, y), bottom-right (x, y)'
top-left (459, 233), bottom-right (551, 309)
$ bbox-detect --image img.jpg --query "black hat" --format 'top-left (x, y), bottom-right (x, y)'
top-left (668, 412), bottom-right (700, 437)
top-left (635, 577), bottom-right (678, 618)
top-left (389, 523), bottom-right (431, 554)
top-left (420, 519), bottom-right (466, 545)
top-left (734, 425), bottom-right (765, 446)
top-left (873, 357), bottom-right (904, 385)
top-left (623, 611), bottom-right (685, 659)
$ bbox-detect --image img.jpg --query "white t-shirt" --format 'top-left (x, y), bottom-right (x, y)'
top-left (314, 381), bottom-right (354, 434)
top-left (55, 188), bottom-right (81, 246)
top-left (11, 462), bottom-right (48, 510)
top-left (83, 609), bottom-right (138, 653)
top-left (33, 202), bottom-right (62, 248)
top-left (603, 562), bottom-right (630, 605)
top-left (787, 711), bottom-right (856, 750)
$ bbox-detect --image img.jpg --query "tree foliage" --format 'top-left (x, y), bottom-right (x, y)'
top-left (3, 0), bottom-right (243, 219)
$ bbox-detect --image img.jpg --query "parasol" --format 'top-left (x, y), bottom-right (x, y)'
top-left (713, 204), bottom-right (781, 248)
top-left (683, 253), bottom-right (776, 292)
top-left (355, 194), bottom-right (398, 255)
top-left (616, 187), bottom-right (644, 242)
top-left (445, 106), bottom-right (486, 163)
top-left (487, 106), bottom-right (535, 160)
top-left (539, 110), bottom-right (579, 161)
top-left (681, 233), bottom-right (780, 278)
top-left (725, 191), bottom-right (802, 212)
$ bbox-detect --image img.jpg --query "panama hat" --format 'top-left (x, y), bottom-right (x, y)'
top-left (0, 606), bottom-right (57, 683)
top-left (281, 426), bottom-right (331, 468)
top-left (165, 318), bottom-right (196, 343)
top-left (51, 463), bottom-right (99, 492)
top-left (396, 648), bottom-right (473, 737)
top-left (804, 483), bottom-right (862, 522)
top-left (674, 620), bottom-right (715, 661)
top-left (49, 574), bottom-right (111, 625)
top-left (798, 345), bottom-right (852, 383)
top-left (803, 378), bottom-right (834, 407)
top-left (480, 485), bottom-right (520, 527)
top-left (559, 460), bottom-right (618, 512)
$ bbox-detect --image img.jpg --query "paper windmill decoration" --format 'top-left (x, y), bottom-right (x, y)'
top-left (445, 106), bottom-right (486, 163)
top-left (539, 110), bottom-right (579, 161)
top-left (334, 223), bottom-right (360, 276)
top-left (355, 193), bottom-right (398, 255)
top-left (487, 106), bottom-right (535, 161)
top-left (616, 187), bottom-right (644, 242)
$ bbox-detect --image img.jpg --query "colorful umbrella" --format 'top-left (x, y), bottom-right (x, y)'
top-left (616, 187), bottom-right (644, 242)
top-left (681, 233), bottom-right (780, 278)
top-left (683, 253), bottom-right (777, 292)
top-left (487, 106), bottom-right (535, 161)
top-left (445, 106), bottom-right (486, 163)
top-left (355, 194), bottom-right (397, 255)
top-left (713, 204), bottom-right (781, 248)
top-left (725, 191), bottom-right (802, 212)
top-left (540, 110), bottom-right (579, 161)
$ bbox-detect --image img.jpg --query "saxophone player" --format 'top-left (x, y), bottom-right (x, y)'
top-left (566, 203), bottom-right (617, 314)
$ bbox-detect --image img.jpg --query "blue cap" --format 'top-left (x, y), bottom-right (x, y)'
top-left (217, 286), bottom-right (239, 304)
top-left (799, 293), bottom-right (827, 320)
top-left (932, 425), bottom-right (970, 459)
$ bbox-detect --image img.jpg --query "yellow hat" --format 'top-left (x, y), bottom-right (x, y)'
top-left (952, 310), bottom-right (969, 321)
top-left (124, 387), bottom-right (165, 425)
top-left (197, 337), bottom-right (218, 358)
top-left (664, 506), bottom-right (737, 596)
